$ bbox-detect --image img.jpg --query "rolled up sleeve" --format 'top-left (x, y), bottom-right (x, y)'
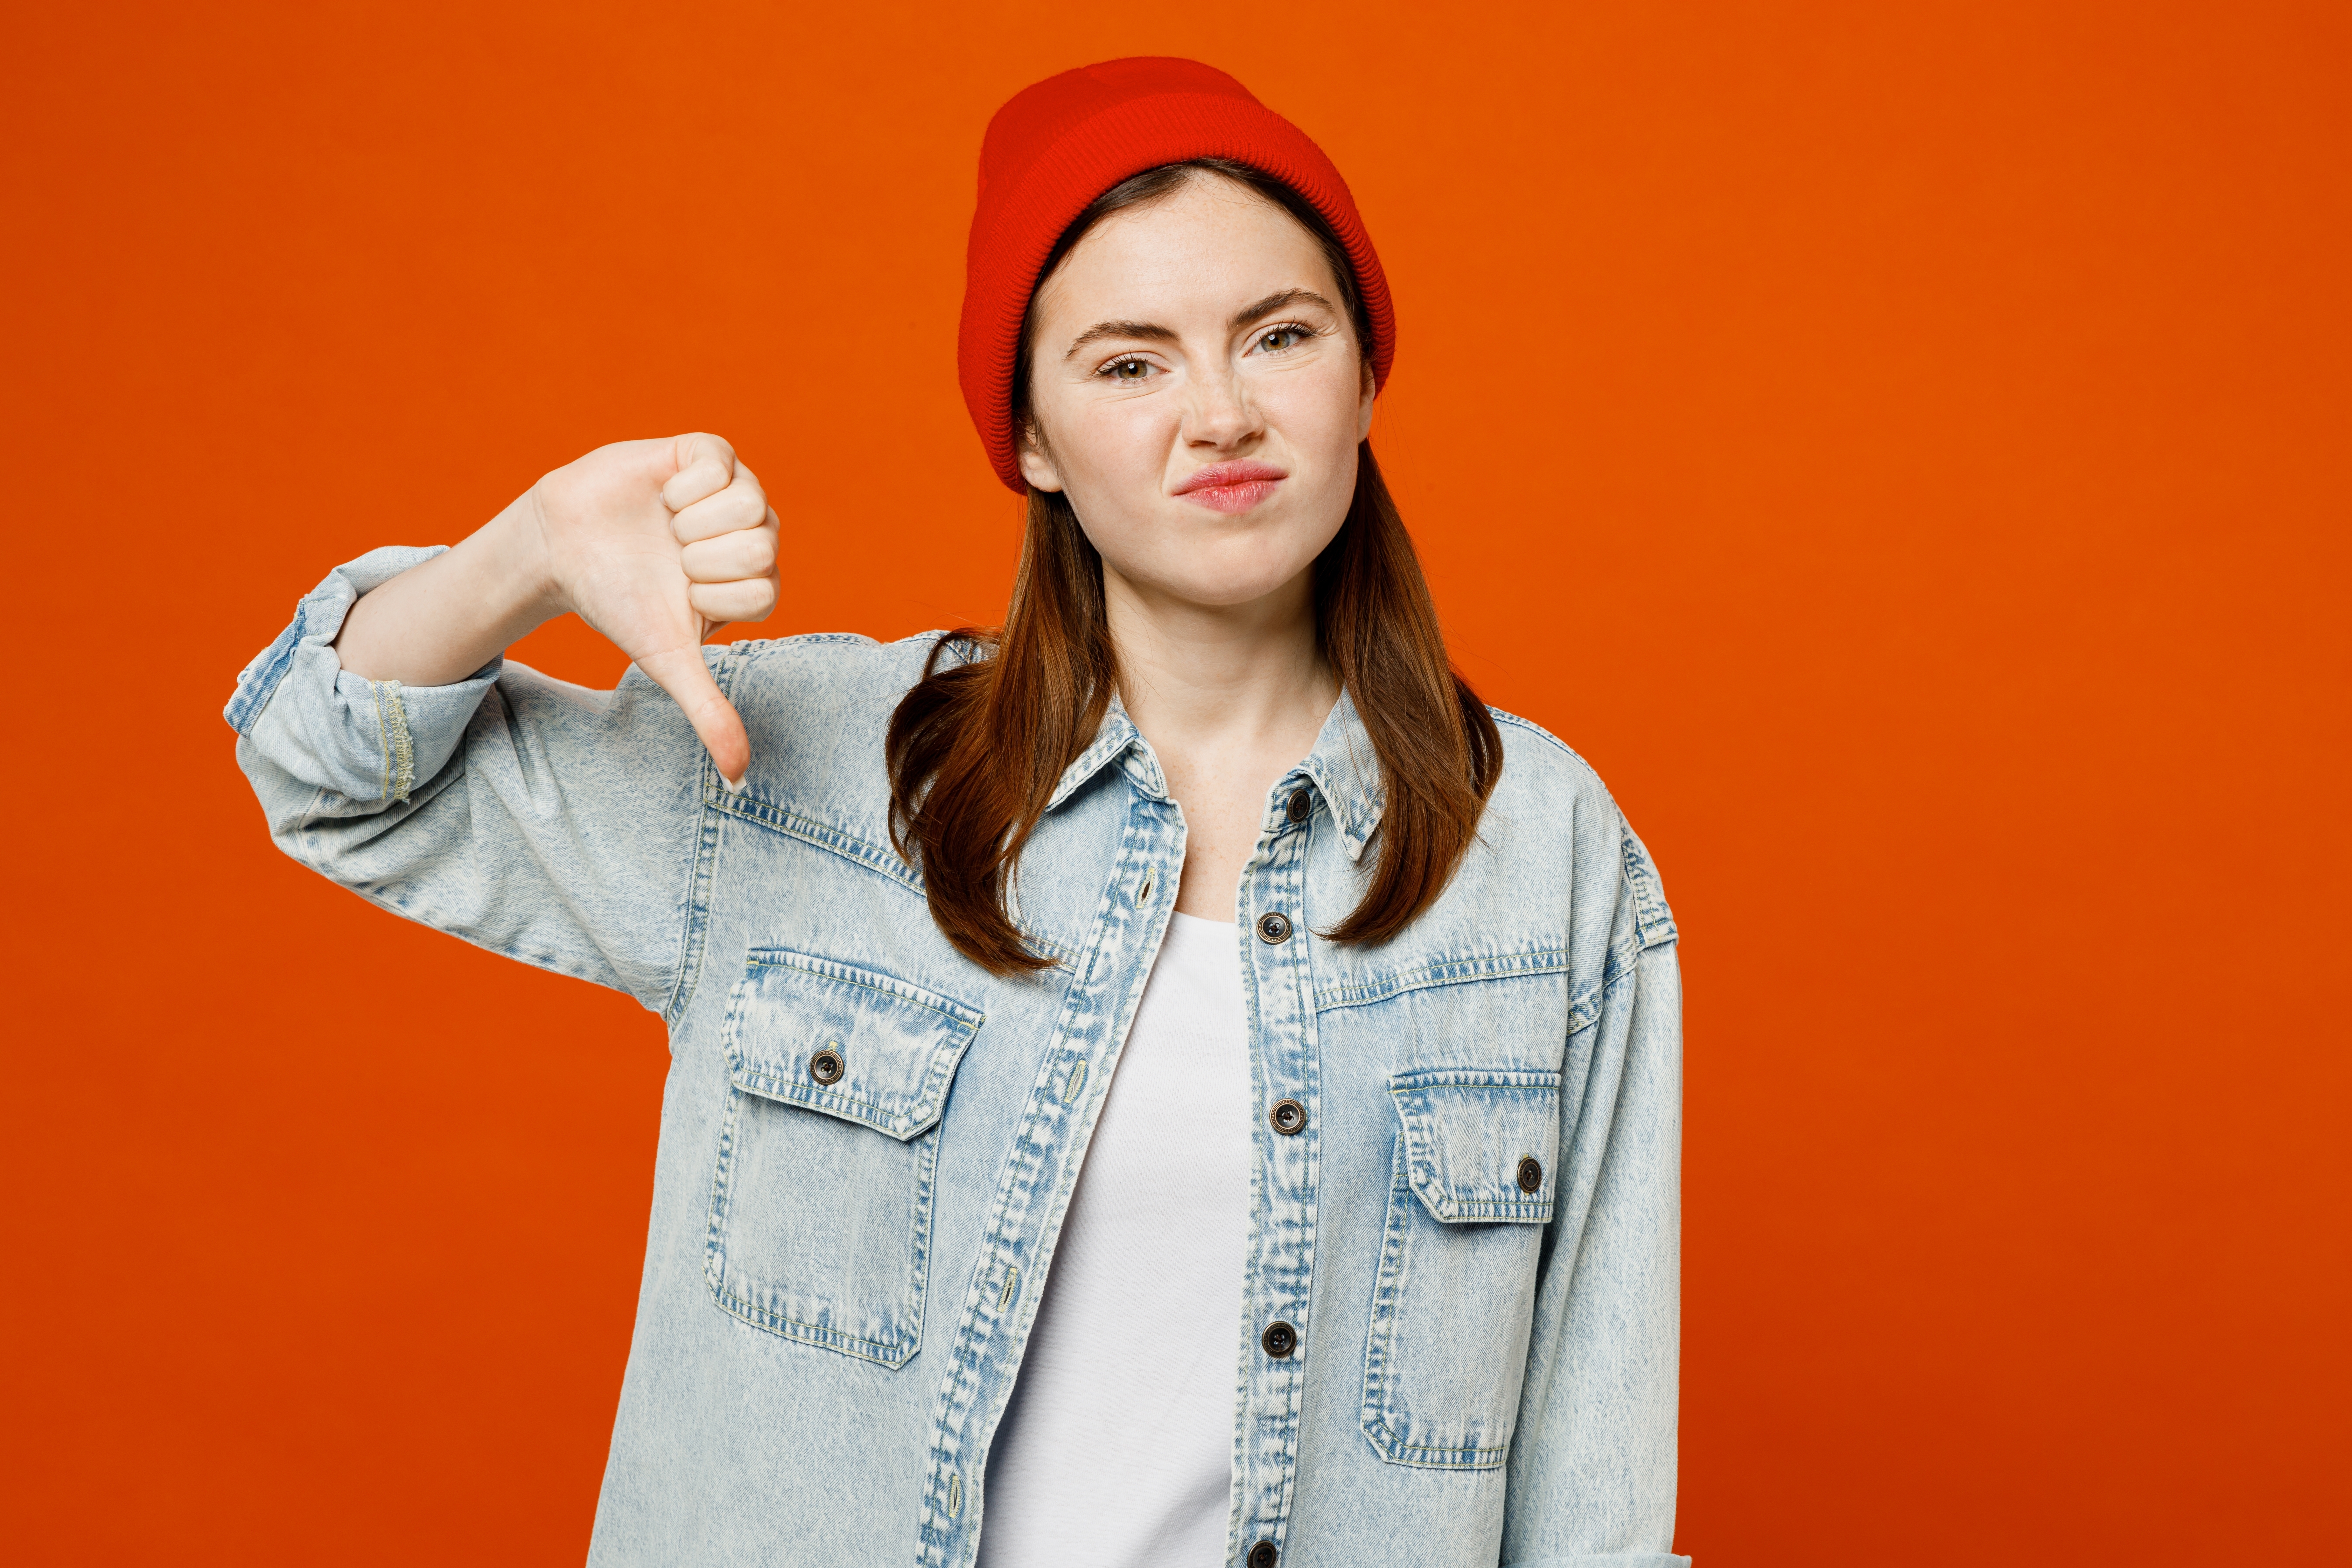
top-left (226, 547), bottom-right (713, 1018)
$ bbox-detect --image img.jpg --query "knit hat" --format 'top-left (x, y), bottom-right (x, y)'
top-left (958, 57), bottom-right (1396, 493)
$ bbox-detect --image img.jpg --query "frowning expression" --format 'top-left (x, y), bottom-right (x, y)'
top-left (1018, 173), bottom-right (1376, 613)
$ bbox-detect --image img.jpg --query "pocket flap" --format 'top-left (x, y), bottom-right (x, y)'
top-left (725, 951), bottom-right (983, 1141)
top-left (1388, 1067), bottom-right (1562, 1223)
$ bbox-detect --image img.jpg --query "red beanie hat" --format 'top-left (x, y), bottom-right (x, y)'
top-left (958, 57), bottom-right (1396, 493)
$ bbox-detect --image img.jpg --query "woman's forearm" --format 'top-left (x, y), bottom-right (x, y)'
top-left (333, 493), bottom-right (561, 686)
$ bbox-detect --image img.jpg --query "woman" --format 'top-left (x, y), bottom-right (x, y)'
top-left (227, 57), bottom-right (1686, 1568)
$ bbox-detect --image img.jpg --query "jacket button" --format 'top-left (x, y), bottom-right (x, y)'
top-left (809, 1047), bottom-right (845, 1086)
top-left (1248, 1542), bottom-right (1279, 1568)
top-left (1516, 1155), bottom-right (1544, 1193)
top-left (1255, 911), bottom-right (1292, 944)
top-left (1269, 1098), bottom-right (1307, 1135)
top-left (1261, 1320), bottom-right (1297, 1358)
top-left (1285, 790), bottom-right (1310, 823)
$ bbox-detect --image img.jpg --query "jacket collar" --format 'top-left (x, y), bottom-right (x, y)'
top-left (1045, 687), bottom-right (1387, 863)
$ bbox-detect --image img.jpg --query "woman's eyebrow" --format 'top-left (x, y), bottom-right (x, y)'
top-left (1061, 289), bottom-right (1339, 360)
top-left (1063, 320), bottom-right (1176, 359)
top-left (1229, 288), bottom-right (1335, 330)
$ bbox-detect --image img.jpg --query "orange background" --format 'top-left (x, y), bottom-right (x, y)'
top-left (4, 3), bottom-right (2345, 1563)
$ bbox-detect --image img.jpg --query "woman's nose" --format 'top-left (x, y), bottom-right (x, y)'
top-left (1179, 367), bottom-right (1264, 450)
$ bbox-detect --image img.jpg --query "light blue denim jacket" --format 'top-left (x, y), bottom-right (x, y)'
top-left (227, 547), bottom-right (1689, 1568)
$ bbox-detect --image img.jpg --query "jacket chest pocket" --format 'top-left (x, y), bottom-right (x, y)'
top-left (704, 950), bottom-right (982, 1367)
top-left (1362, 1066), bottom-right (1561, 1470)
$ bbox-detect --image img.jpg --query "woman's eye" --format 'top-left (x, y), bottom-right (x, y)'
top-left (1258, 326), bottom-right (1309, 352)
top-left (1103, 358), bottom-right (1153, 382)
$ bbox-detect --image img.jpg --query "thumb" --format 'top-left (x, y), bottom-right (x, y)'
top-left (637, 646), bottom-right (750, 789)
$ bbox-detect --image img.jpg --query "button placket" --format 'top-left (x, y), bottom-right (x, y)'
top-left (916, 784), bottom-right (1188, 1568)
top-left (1232, 789), bottom-right (1318, 1562)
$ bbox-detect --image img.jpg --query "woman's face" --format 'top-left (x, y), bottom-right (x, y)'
top-left (1019, 174), bottom-right (1376, 615)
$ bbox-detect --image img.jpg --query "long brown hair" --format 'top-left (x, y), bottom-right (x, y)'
top-left (888, 161), bottom-right (1502, 974)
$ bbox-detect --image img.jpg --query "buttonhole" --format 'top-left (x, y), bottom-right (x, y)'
top-left (999, 1267), bottom-right (1019, 1310)
top-left (947, 1473), bottom-right (961, 1517)
top-left (1062, 1060), bottom-right (1088, 1104)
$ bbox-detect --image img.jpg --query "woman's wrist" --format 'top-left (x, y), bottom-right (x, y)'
top-left (332, 492), bottom-right (567, 684)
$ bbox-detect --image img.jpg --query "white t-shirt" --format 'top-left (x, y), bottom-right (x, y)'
top-left (976, 911), bottom-right (1251, 1567)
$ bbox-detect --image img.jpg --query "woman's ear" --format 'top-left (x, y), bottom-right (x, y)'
top-left (1017, 419), bottom-right (1065, 492)
top-left (1357, 359), bottom-right (1377, 442)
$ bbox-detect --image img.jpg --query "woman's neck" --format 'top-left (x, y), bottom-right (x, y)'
top-left (1103, 563), bottom-right (1338, 761)
top-left (1103, 562), bottom-right (1340, 920)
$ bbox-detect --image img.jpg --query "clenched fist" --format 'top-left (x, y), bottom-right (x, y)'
top-left (334, 433), bottom-right (781, 785)
top-left (531, 434), bottom-right (780, 782)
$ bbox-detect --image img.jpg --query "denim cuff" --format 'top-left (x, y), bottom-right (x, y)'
top-left (225, 545), bottom-right (504, 806)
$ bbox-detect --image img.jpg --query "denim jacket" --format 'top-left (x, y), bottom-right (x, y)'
top-left (227, 547), bottom-right (1689, 1568)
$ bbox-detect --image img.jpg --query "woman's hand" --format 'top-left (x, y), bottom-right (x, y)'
top-left (530, 434), bottom-right (781, 784)
top-left (333, 432), bottom-right (780, 786)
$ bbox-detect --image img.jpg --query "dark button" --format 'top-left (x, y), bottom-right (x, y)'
top-left (1284, 790), bottom-right (1310, 823)
top-left (1261, 1320), bottom-right (1297, 1358)
top-left (809, 1047), bottom-right (845, 1086)
top-left (1269, 1098), bottom-right (1307, 1136)
top-left (1516, 1155), bottom-right (1544, 1193)
top-left (1255, 911), bottom-right (1292, 944)
top-left (1248, 1542), bottom-right (1279, 1568)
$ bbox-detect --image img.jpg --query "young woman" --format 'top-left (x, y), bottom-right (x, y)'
top-left (228, 58), bottom-right (1686, 1568)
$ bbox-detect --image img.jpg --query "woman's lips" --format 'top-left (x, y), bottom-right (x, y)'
top-left (1173, 460), bottom-right (1288, 514)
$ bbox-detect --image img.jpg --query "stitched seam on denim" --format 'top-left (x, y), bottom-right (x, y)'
top-left (1303, 715), bottom-right (1384, 850)
top-left (729, 1062), bottom-right (957, 1138)
top-left (1314, 946), bottom-right (1572, 1011)
top-left (710, 790), bottom-right (924, 892)
top-left (712, 631), bottom-right (882, 658)
top-left (1594, 944), bottom-right (1648, 1020)
top-left (1388, 1067), bottom-right (1564, 1091)
top-left (708, 1281), bottom-right (916, 1365)
top-left (1567, 992), bottom-right (1605, 1038)
top-left (896, 626), bottom-right (978, 659)
top-left (744, 949), bottom-right (983, 1027)
top-left (1359, 1132), bottom-right (1410, 1468)
top-left (372, 679), bottom-right (413, 803)
top-left (726, 1072), bottom-right (913, 1132)
top-left (1403, 1166), bottom-right (1555, 1223)
top-left (1417, 1200), bottom-right (1554, 1222)
top-left (1365, 1415), bottom-right (1511, 1466)
top-left (667, 651), bottom-right (742, 1024)
top-left (1486, 707), bottom-right (1600, 774)
top-left (370, 681), bottom-right (391, 801)
top-left (1046, 722), bottom-right (1138, 812)
top-left (1017, 926), bottom-right (1083, 966)
top-left (1622, 829), bottom-right (1679, 950)
top-left (665, 799), bottom-right (725, 1026)
top-left (225, 601), bottom-right (310, 735)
